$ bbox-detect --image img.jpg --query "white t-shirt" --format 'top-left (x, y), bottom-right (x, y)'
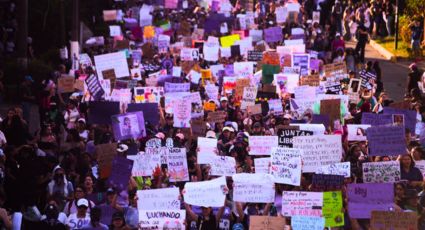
top-left (66, 213), bottom-right (91, 230)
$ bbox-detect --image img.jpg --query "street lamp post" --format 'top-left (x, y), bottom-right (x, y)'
top-left (394, 0), bottom-right (399, 50)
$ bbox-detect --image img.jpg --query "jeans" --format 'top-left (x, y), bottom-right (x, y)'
top-left (385, 15), bottom-right (394, 36)
top-left (355, 41), bottom-right (367, 63)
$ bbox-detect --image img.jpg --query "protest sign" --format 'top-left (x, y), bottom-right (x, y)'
top-left (370, 211), bottom-right (417, 230)
top-left (347, 183), bottom-right (394, 219)
top-left (291, 216), bottom-right (325, 230)
top-left (103, 10), bottom-right (117, 21)
top-left (128, 150), bottom-right (161, 177)
top-left (322, 191), bottom-right (344, 227)
top-left (134, 87), bottom-right (164, 104)
top-left (347, 124), bottom-right (370, 141)
top-left (235, 78), bottom-right (251, 99)
top-left (320, 99), bottom-right (341, 127)
top-left (361, 113), bottom-right (393, 126)
top-left (247, 104), bottom-right (262, 115)
top-left (88, 101), bottom-right (120, 124)
top-left (137, 188), bottom-right (180, 210)
top-left (316, 162), bottom-right (350, 178)
top-left (183, 176), bottom-right (227, 207)
top-left (292, 53), bottom-right (310, 76)
top-left (139, 210), bottom-right (186, 229)
top-left (189, 92), bottom-right (204, 119)
top-left (362, 161), bottom-right (401, 183)
top-left (300, 74), bottom-right (320, 86)
top-left (173, 94), bottom-right (192, 128)
top-left (94, 51), bottom-right (129, 79)
top-left (220, 34), bottom-right (240, 48)
top-left (290, 123), bottom-right (326, 135)
top-left (270, 147), bottom-right (302, 186)
top-left (111, 111), bottom-right (146, 141)
top-left (268, 99), bottom-right (284, 115)
top-left (234, 62), bottom-right (254, 78)
top-left (127, 103), bottom-right (159, 126)
top-left (383, 107), bottom-right (416, 132)
top-left (366, 125), bottom-right (406, 156)
top-left (249, 136), bottom-right (278, 155)
top-left (197, 137), bottom-right (217, 164)
top-left (74, 79), bottom-right (85, 92)
top-left (312, 174), bottom-right (344, 191)
top-left (262, 64), bottom-right (280, 84)
top-left (58, 77), bottom-right (75, 93)
top-left (359, 69), bottom-right (377, 89)
top-left (249, 216), bottom-right (286, 230)
top-left (277, 129), bottom-right (313, 148)
top-left (275, 6), bottom-right (288, 23)
top-left (180, 48), bottom-right (199, 61)
top-left (264, 27), bottom-right (283, 43)
top-left (263, 51), bottom-right (280, 65)
top-left (241, 87), bottom-right (258, 110)
top-left (109, 25), bottom-right (121, 37)
top-left (85, 74), bottom-right (105, 100)
top-left (209, 156), bottom-right (236, 176)
top-left (248, 51), bottom-right (263, 62)
top-left (191, 119), bottom-right (207, 138)
top-left (294, 86), bottom-right (316, 99)
top-left (107, 157), bottom-right (133, 191)
top-left (164, 82), bottom-right (190, 93)
top-left (323, 62), bottom-right (347, 77)
top-left (207, 111), bottom-right (227, 123)
top-left (167, 148), bottom-right (189, 182)
top-left (96, 143), bottom-right (118, 179)
top-left (281, 191), bottom-right (323, 217)
top-left (254, 157), bottom-right (270, 174)
top-left (232, 173), bottom-right (275, 203)
top-left (293, 135), bottom-right (342, 172)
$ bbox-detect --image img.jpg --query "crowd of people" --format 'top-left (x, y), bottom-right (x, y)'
top-left (0, 0), bottom-right (424, 229)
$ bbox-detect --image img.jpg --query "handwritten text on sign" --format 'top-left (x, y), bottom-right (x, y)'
top-left (281, 191), bottom-right (323, 217)
top-left (270, 147), bottom-right (302, 186)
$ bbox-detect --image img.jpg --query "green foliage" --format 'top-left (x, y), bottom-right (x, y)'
top-left (399, 15), bottom-right (412, 44)
top-left (405, 0), bottom-right (425, 17)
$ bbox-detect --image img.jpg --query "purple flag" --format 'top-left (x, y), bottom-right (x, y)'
top-left (107, 156), bottom-right (134, 192)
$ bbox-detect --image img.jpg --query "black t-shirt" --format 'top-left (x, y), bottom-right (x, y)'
top-left (197, 213), bottom-right (217, 230)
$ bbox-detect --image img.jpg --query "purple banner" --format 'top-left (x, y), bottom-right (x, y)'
top-left (347, 183), bottom-right (394, 219)
top-left (361, 113), bottom-right (393, 126)
top-left (383, 107), bottom-right (416, 132)
top-left (108, 156), bottom-right (134, 191)
top-left (366, 125), bottom-right (406, 156)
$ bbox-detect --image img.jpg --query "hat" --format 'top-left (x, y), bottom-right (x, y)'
top-left (220, 97), bottom-right (228, 102)
top-left (77, 198), bottom-right (89, 207)
top-left (117, 144), bottom-right (129, 153)
top-left (283, 114), bottom-right (292, 120)
top-left (336, 32), bottom-right (341, 36)
top-left (222, 127), bottom-right (234, 132)
top-left (410, 63), bottom-right (417, 70)
top-left (206, 130), bottom-right (216, 138)
top-left (112, 211), bottom-right (124, 220)
top-left (252, 122), bottom-right (261, 128)
top-left (107, 187), bottom-right (116, 194)
top-left (233, 223), bottom-right (244, 230)
top-left (77, 118), bottom-right (86, 124)
top-left (25, 75), bottom-right (34, 82)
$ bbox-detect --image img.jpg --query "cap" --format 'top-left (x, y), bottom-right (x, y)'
top-left (206, 130), bottom-right (216, 138)
top-left (77, 118), bottom-right (86, 124)
top-left (107, 187), bottom-right (116, 194)
top-left (77, 198), bottom-right (89, 207)
top-left (336, 32), bottom-right (341, 36)
top-left (117, 144), bottom-right (129, 153)
top-left (176, 133), bottom-right (185, 140)
top-left (155, 132), bottom-right (165, 139)
top-left (222, 127), bottom-right (234, 132)
top-left (220, 97), bottom-right (228, 102)
top-left (252, 122), bottom-right (261, 128)
top-left (25, 75), bottom-right (34, 82)
top-left (112, 211), bottom-right (124, 220)
top-left (410, 63), bottom-right (417, 70)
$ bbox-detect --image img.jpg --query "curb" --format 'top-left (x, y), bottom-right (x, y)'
top-left (369, 40), bottom-right (397, 62)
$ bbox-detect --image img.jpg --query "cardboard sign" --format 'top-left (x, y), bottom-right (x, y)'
top-left (247, 104), bottom-right (262, 115)
top-left (249, 216), bottom-right (286, 230)
top-left (347, 183), bottom-right (394, 219)
top-left (362, 161), bottom-right (401, 183)
top-left (207, 111), bottom-right (227, 123)
top-left (262, 51), bottom-right (280, 66)
top-left (209, 156), bottom-right (236, 177)
top-left (293, 135), bottom-right (342, 173)
top-left (300, 74), bottom-right (320, 86)
top-left (103, 10), bottom-right (117, 21)
top-left (277, 129), bottom-right (313, 148)
top-left (137, 188), bottom-right (180, 210)
top-left (197, 137), bottom-right (218, 164)
top-left (254, 157), bottom-right (270, 174)
top-left (191, 119), bottom-right (207, 137)
top-left (270, 147), bottom-right (302, 186)
top-left (167, 148), bottom-right (189, 182)
top-left (233, 173), bottom-right (275, 203)
top-left (96, 143), bottom-right (118, 179)
top-left (183, 176), bottom-right (227, 207)
top-left (366, 125), bottom-right (406, 156)
top-left (281, 191), bottom-right (323, 217)
top-left (320, 99), bottom-right (341, 127)
top-left (316, 162), bottom-right (350, 178)
top-left (235, 78), bottom-right (251, 99)
top-left (323, 62), bottom-right (347, 77)
top-left (241, 87), bottom-right (258, 110)
top-left (58, 77), bottom-right (75, 93)
top-left (249, 136), bottom-right (279, 155)
top-left (370, 211), bottom-right (417, 230)
top-left (322, 191), bottom-right (344, 227)
top-left (127, 150), bottom-right (161, 177)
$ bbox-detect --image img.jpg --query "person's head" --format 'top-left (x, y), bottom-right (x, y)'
top-left (222, 126), bottom-right (234, 139)
top-left (252, 122), bottom-right (262, 134)
top-left (410, 63), bottom-right (418, 71)
top-left (111, 211), bottom-right (126, 228)
top-left (201, 206), bottom-right (212, 217)
top-left (106, 187), bottom-right (117, 203)
top-left (84, 175), bottom-right (94, 189)
top-left (53, 166), bottom-right (65, 183)
top-left (76, 198), bottom-right (89, 216)
top-left (6, 108), bottom-right (15, 120)
top-left (90, 207), bottom-right (102, 224)
top-left (124, 117), bottom-right (131, 126)
top-left (411, 146), bottom-right (424, 161)
top-left (400, 154), bottom-right (415, 169)
top-left (44, 204), bottom-right (59, 221)
top-left (395, 183), bottom-right (405, 198)
top-left (220, 97), bottom-right (228, 108)
top-left (404, 189), bottom-right (419, 207)
top-left (128, 190), bottom-right (138, 208)
top-left (74, 185), bottom-right (85, 199)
